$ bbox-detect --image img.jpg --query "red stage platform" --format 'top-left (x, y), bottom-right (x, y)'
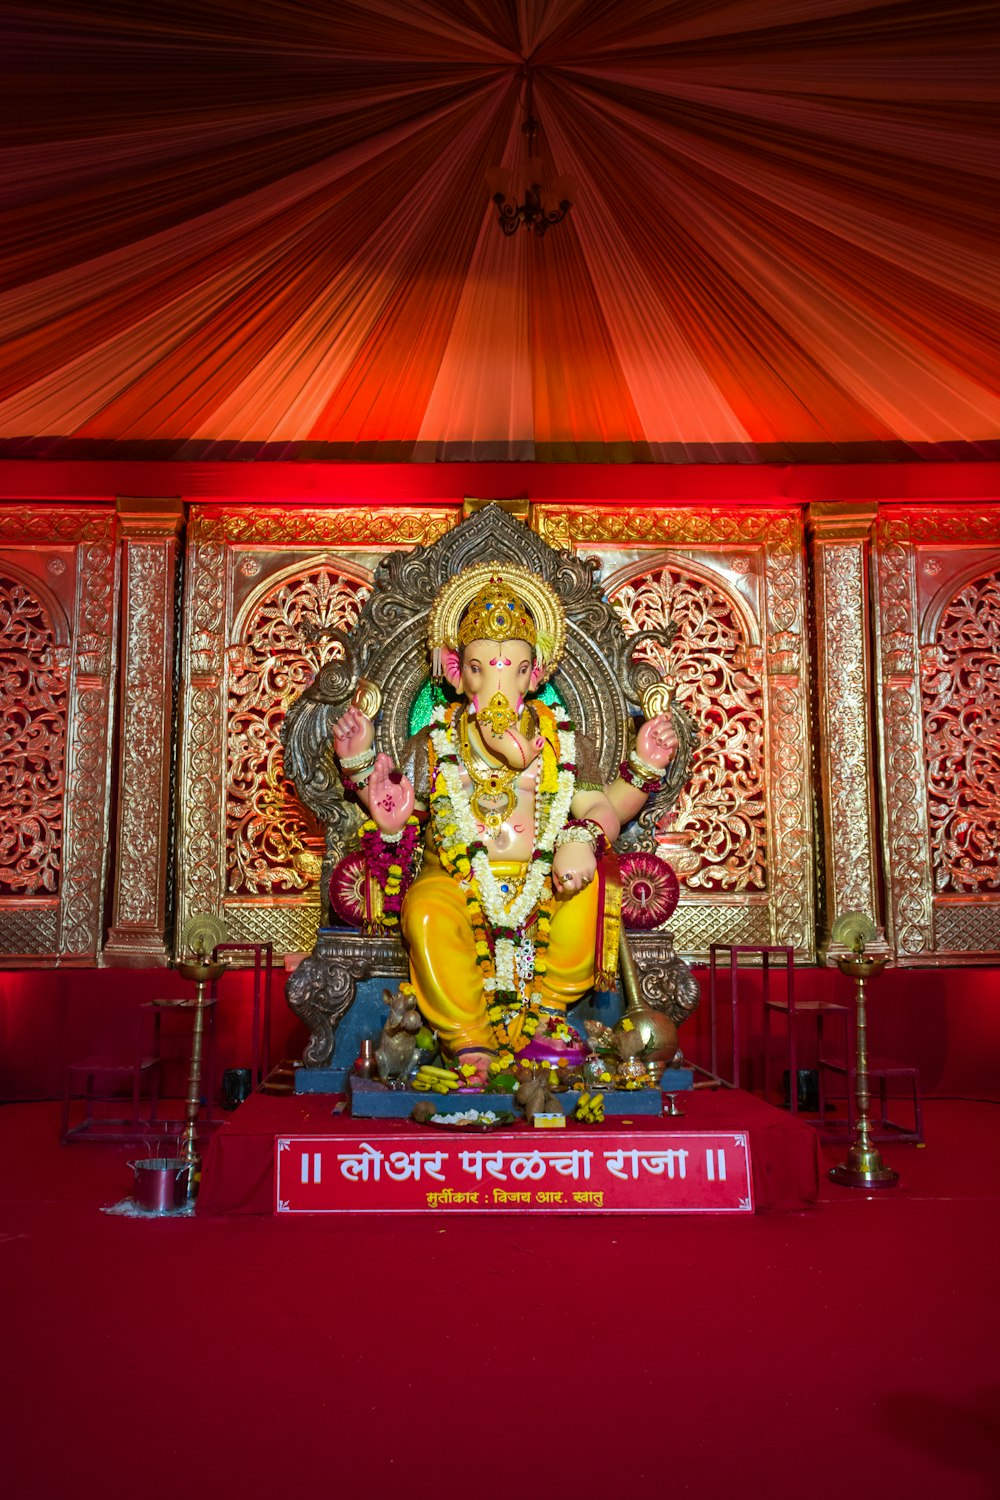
top-left (198, 1087), bottom-right (820, 1215)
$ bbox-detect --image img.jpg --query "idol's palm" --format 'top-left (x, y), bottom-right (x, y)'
top-left (366, 754), bottom-right (415, 835)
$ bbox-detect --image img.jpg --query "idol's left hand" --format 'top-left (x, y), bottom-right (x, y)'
top-left (552, 842), bottom-right (597, 897)
top-left (635, 711), bottom-right (679, 771)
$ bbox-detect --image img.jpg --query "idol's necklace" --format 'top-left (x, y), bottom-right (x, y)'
top-left (458, 712), bottom-right (517, 834)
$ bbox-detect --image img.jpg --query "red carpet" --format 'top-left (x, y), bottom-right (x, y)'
top-left (2, 1098), bottom-right (999, 1500)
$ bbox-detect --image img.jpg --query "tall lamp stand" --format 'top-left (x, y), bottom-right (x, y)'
top-left (175, 956), bottom-right (225, 1199)
top-left (828, 950), bottom-right (899, 1190)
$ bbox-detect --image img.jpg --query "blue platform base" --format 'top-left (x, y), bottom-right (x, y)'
top-left (348, 1071), bottom-right (694, 1118)
top-left (294, 981), bottom-right (640, 1095)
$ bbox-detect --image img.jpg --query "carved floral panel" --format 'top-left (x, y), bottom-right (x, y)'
top-left (922, 567), bottom-right (1000, 894)
top-left (177, 505), bottom-right (457, 953)
top-left (875, 506), bottom-right (1000, 963)
top-left (0, 573), bottom-right (67, 895)
top-left (0, 508), bottom-right (117, 962)
top-left (608, 565), bottom-right (766, 892)
top-left (534, 504), bottom-right (813, 956)
top-left (226, 566), bottom-right (370, 895)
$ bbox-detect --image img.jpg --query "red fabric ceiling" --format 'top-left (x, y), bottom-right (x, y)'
top-left (2, 1), bottom-right (998, 459)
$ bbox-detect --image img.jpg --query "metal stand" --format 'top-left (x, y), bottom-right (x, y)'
top-left (828, 953), bottom-right (899, 1190)
top-left (176, 958), bottom-right (226, 1200)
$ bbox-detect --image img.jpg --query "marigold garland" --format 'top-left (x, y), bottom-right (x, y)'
top-left (359, 815), bottom-right (421, 927)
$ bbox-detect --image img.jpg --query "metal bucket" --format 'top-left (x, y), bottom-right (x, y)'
top-left (131, 1157), bottom-right (192, 1214)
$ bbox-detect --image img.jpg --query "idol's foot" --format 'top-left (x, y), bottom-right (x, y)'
top-left (452, 1049), bottom-right (494, 1089)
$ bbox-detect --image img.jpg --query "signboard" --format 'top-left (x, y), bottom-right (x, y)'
top-left (275, 1131), bottom-right (753, 1214)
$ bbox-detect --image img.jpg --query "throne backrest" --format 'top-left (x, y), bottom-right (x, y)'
top-left (282, 506), bottom-right (693, 880)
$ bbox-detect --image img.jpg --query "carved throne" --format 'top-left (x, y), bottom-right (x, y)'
top-left (282, 505), bottom-right (700, 1078)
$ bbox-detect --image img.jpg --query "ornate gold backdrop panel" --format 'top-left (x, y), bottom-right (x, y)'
top-left (227, 560), bottom-right (373, 897)
top-left (875, 506), bottom-right (1000, 965)
top-left (0, 507), bottom-right (118, 963)
top-left (532, 505), bottom-right (815, 960)
top-left (0, 570), bottom-right (66, 897)
top-left (607, 559), bottom-right (767, 894)
top-left (176, 506), bottom-right (457, 955)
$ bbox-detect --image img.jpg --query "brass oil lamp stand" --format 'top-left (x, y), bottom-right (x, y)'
top-left (175, 955), bottom-right (225, 1199)
top-left (174, 915), bottom-right (228, 1202)
top-left (828, 948), bottom-right (899, 1190)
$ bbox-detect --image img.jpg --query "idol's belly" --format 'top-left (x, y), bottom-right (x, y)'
top-left (476, 783), bottom-right (537, 862)
top-left (458, 768), bottom-right (539, 864)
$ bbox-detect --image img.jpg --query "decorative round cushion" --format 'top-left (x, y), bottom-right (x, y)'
top-left (328, 850), bottom-right (368, 928)
top-left (619, 851), bottom-right (680, 930)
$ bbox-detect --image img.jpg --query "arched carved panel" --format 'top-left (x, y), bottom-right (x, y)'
top-left (607, 561), bottom-right (767, 894)
top-left (0, 508), bottom-right (117, 963)
top-left (0, 572), bottom-right (68, 895)
top-left (532, 504), bottom-right (814, 958)
top-left (226, 564), bottom-right (370, 895)
top-left (874, 506), bottom-right (1000, 963)
top-left (922, 566), bottom-right (1000, 895)
top-left (176, 505), bottom-right (456, 954)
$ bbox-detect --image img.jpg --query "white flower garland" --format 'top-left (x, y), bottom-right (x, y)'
top-left (429, 703), bottom-right (576, 1002)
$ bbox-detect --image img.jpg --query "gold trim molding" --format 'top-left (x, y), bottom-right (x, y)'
top-left (104, 499), bottom-right (184, 965)
top-left (190, 506), bottom-right (457, 547)
top-left (808, 504), bottom-right (881, 952)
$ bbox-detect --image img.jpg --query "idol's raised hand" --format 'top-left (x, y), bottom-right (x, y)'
top-left (333, 705), bottom-right (374, 764)
top-left (635, 711), bottom-right (679, 771)
top-left (366, 753), bottom-right (415, 836)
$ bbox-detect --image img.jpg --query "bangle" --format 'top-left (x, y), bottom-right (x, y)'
top-left (555, 825), bottom-right (593, 848)
top-left (618, 760), bottom-right (666, 795)
top-left (339, 746), bottom-right (377, 771)
top-left (629, 747), bottom-right (661, 777)
top-left (340, 763), bottom-right (376, 796)
top-left (555, 818), bottom-right (609, 860)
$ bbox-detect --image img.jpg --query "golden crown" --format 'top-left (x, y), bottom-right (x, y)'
top-left (428, 562), bottom-right (566, 682)
top-left (457, 577), bottom-right (537, 650)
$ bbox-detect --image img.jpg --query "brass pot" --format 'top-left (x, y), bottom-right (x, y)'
top-left (616, 1055), bottom-right (649, 1086)
top-left (615, 995), bottom-right (679, 1066)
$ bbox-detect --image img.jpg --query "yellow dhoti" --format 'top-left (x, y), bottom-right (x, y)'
top-left (400, 853), bottom-right (599, 1056)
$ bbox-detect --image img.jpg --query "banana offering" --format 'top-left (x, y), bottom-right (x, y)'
top-left (412, 1064), bottom-right (462, 1095)
top-left (574, 1091), bottom-right (605, 1124)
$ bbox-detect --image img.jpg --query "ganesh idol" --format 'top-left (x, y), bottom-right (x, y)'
top-left (331, 566), bottom-right (678, 1089)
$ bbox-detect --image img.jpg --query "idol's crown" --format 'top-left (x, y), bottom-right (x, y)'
top-left (457, 576), bottom-right (537, 649)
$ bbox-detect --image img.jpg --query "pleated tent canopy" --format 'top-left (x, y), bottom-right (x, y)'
top-left (2, 0), bottom-right (999, 460)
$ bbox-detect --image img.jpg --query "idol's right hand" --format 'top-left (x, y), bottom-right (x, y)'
top-left (332, 706), bottom-right (374, 763)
